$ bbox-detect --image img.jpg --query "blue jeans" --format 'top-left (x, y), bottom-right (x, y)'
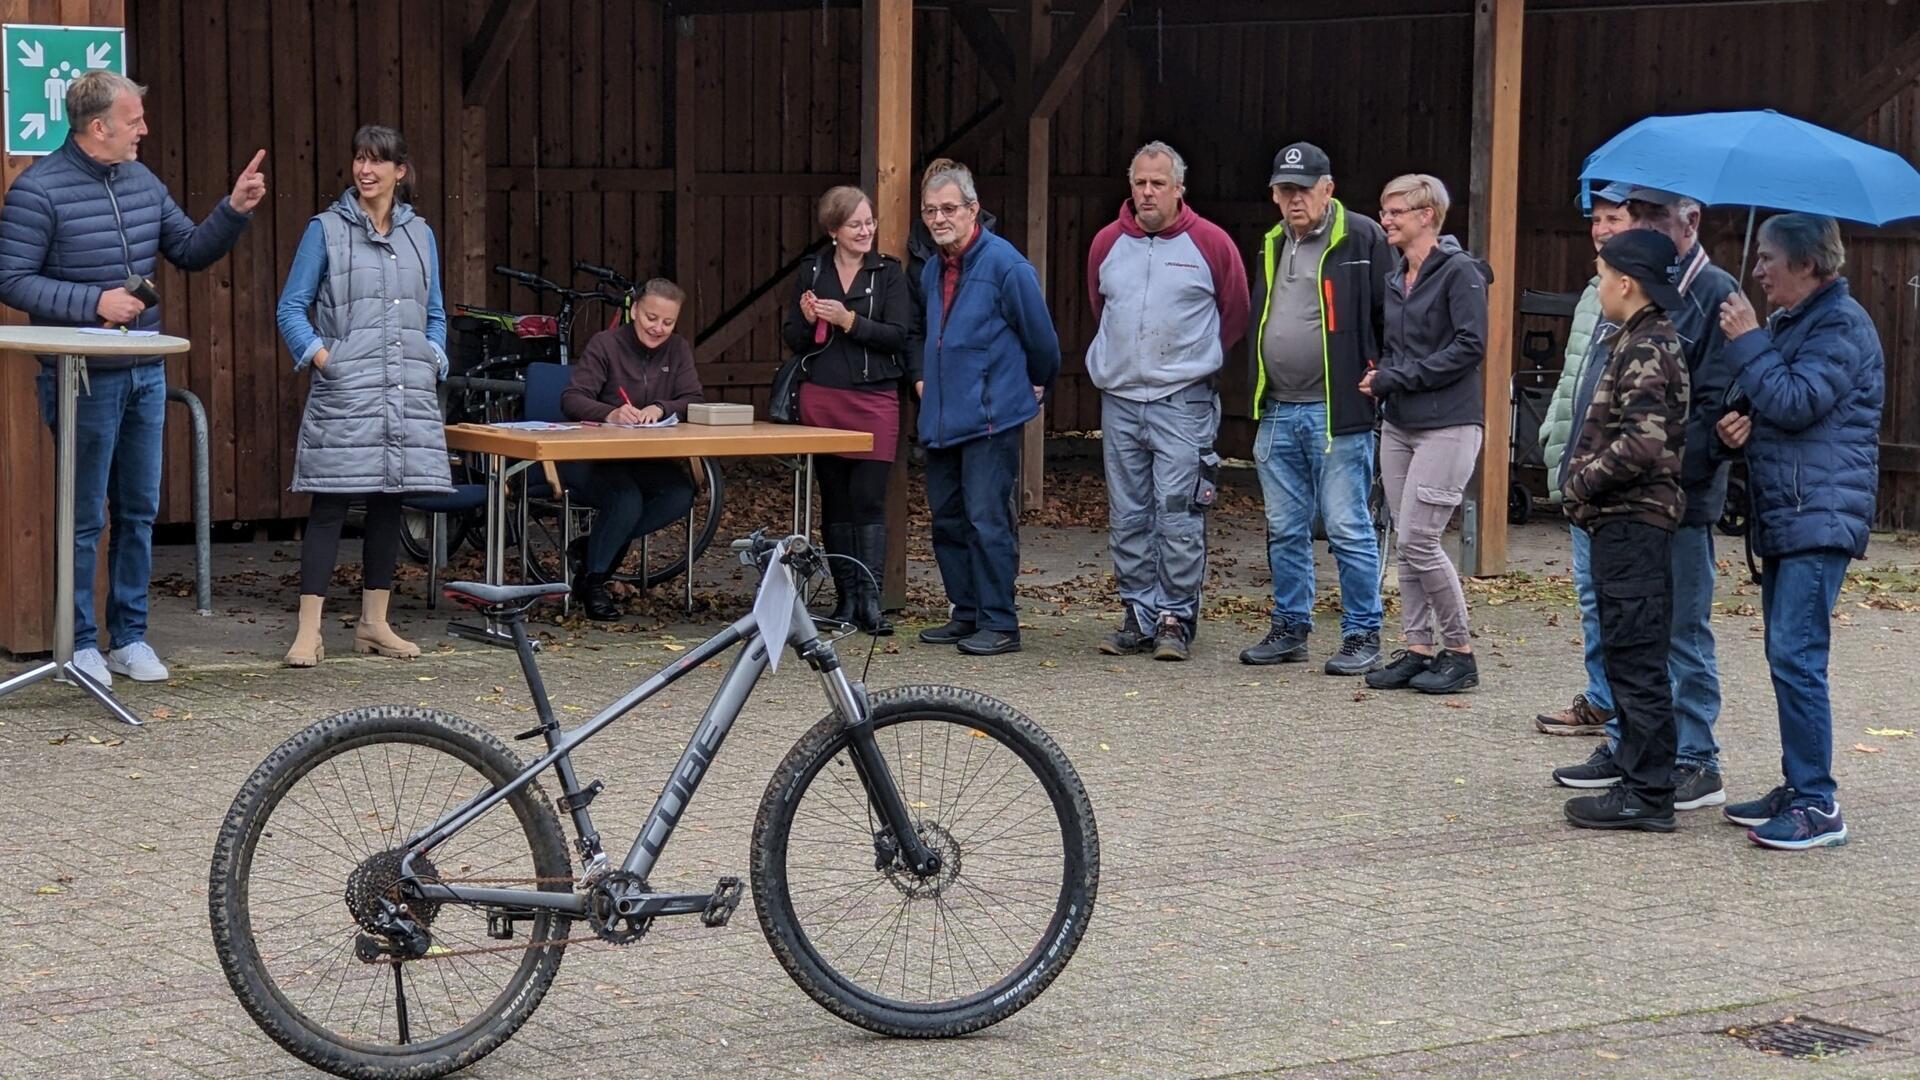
top-left (1761, 549), bottom-right (1849, 807)
top-left (1568, 525), bottom-right (1615, 713)
top-left (1252, 403), bottom-right (1382, 638)
top-left (1605, 523), bottom-right (1720, 767)
top-left (36, 363), bottom-right (168, 653)
top-left (926, 427), bottom-right (1022, 632)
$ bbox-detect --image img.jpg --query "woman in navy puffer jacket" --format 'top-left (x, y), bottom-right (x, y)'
top-left (1714, 213), bottom-right (1883, 851)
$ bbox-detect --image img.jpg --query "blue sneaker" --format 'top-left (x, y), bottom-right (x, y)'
top-left (1724, 784), bottom-right (1796, 827)
top-left (1748, 801), bottom-right (1848, 850)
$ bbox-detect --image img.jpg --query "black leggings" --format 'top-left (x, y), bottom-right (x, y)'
top-left (301, 493), bottom-right (404, 597)
top-left (816, 456), bottom-right (891, 528)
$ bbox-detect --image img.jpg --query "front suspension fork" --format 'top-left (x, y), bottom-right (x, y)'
top-left (809, 647), bottom-right (942, 877)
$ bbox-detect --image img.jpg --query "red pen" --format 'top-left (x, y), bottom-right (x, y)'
top-left (617, 387), bottom-right (635, 408)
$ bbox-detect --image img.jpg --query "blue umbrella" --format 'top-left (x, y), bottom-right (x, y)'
top-left (1578, 109), bottom-right (1920, 226)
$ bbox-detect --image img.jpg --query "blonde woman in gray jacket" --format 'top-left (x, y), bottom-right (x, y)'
top-left (274, 125), bottom-right (451, 667)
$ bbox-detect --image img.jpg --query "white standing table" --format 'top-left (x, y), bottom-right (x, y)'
top-left (0, 326), bottom-right (193, 726)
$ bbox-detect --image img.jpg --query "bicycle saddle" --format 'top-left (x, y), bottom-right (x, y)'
top-left (441, 581), bottom-right (571, 610)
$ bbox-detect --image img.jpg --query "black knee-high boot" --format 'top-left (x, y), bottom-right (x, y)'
top-left (851, 523), bottom-right (894, 636)
top-left (818, 522), bottom-right (858, 625)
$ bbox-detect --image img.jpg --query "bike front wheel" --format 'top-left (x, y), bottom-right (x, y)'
top-left (208, 706), bottom-right (573, 1079)
top-left (751, 686), bottom-right (1099, 1036)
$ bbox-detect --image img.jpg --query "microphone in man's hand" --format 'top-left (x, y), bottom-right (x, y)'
top-left (125, 273), bottom-right (160, 310)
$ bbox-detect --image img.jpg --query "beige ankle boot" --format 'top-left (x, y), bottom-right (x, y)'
top-left (284, 594), bottom-right (326, 667)
top-left (354, 588), bottom-right (420, 659)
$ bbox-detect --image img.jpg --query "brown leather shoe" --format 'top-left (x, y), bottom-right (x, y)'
top-left (1535, 693), bottom-right (1612, 736)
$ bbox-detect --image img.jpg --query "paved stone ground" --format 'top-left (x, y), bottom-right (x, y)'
top-left (4, 464), bottom-right (1920, 1079)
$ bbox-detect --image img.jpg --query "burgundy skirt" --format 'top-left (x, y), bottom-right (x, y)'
top-left (798, 383), bottom-right (900, 463)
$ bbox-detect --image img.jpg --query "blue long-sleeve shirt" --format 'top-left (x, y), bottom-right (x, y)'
top-left (275, 216), bottom-right (448, 375)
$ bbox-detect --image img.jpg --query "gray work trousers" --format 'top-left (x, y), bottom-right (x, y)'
top-left (1101, 384), bottom-right (1220, 632)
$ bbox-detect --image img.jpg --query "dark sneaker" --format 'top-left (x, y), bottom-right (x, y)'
top-left (1098, 611), bottom-right (1152, 656)
top-left (1724, 784), bottom-right (1796, 827)
top-left (1410, 649), bottom-right (1478, 694)
top-left (1748, 801), bottom-right (1848, 850)
top-left (1324, 632), bottom-right (1383, 676)
top-left (1151, 618), bottom-right (1190, 662)
top-left (1553, 745), bottom-right (1623, 789)
top-left (1672, 764), bottom-right (1726, 810)
top-left (1534, 693), bottom-right (1613, 736)
top-left (919, 619), bottom-right (977, 645)
top-left (955, 629), bottom-right (1021, 656)
top-left (1564, 788), bottom-right (1677, 833)
top-left (1365, 649), bottom-right (1432, 690)
top-left (1240, 625), bottom-right (1308, 665)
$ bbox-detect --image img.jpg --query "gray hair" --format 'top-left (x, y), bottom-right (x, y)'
top-left (1128, 141), bottom-right (1187, 185)
top-left (66, 71), bottom-right (145, 134)
top-left (1760, 213), bottom-right (1846, 278)
top-left (921, 157), bottom-right (978, 204)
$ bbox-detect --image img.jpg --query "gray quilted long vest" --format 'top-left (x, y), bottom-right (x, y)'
top-left (291, 193), bottom-right (452, 494)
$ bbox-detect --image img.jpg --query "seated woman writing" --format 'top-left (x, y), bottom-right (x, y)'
top-left (559, 278), bottom-right (704, 619)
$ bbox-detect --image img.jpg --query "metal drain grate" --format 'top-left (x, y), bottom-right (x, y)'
top-left (1731, 1018), bottom-right (1885, 1059)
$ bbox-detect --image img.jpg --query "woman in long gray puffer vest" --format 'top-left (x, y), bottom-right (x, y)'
top-left (273, 125), bottom-right (451, 668)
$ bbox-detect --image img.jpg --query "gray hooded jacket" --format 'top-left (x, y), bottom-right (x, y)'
top-left (279, 192), bottom-right (451, 495)
top-left (1374, 235), bottom-right (1494, 431)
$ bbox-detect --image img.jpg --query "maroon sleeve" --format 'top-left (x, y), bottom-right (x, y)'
top-left (560, 336), bottom-right (616, 422)
top-left (1191, 217), bottom-right (1251, 352)
top-left (1085, 220), bottom-right (1124, 322)
top-left (653, 336), bottom-right (707, 421)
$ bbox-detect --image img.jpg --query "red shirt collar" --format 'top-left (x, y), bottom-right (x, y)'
top-left (940, 224), bottom-right (981, 267)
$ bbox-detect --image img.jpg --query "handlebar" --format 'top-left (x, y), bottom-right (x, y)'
top-left (574, 261), bottom-right (634, 290)
top-left (494, 264), bottom-right (558, 292)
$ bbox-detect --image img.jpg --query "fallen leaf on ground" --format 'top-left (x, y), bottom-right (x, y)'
top-left (1865, 727), bottom-right (1913, 738)
top-left (1851, 743), bottom-right (1884, 754)
top-left (149, 706), bottom-right (173, 720)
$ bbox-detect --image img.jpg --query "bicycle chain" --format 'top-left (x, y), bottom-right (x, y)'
top-left (366, 872), bottom-right (597, 964)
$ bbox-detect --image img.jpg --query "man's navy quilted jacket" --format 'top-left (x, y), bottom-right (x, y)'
top-left (0, 136), bottom-right (249, 368)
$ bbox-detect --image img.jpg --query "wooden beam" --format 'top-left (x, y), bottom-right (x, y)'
top-left (462, 0), bottom-right (538, 104)
top-left (862, 0), bottom-right (915, 609)
top-left (1465, 0), bottom-right (1524, 577)
top-left (1028, 0), bottom-right (1124, 121)
top-left (951, 1), bottom-right (1020, 99)
top-left (1825, 25), bottom-right (1920, 133)
top-left (694, 286), bottom-right (793, 363)
top-left (1019, 0), bottom-right (1053, 512)
top-left (672, 13), bottom-right (699, 309)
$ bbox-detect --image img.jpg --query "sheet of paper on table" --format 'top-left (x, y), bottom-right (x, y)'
top-left (77, 328), bottom-right (160, 336)
top-left (596, 414), bottom-right (680, 429)
top-left (486, 420), bottom-right (580, 431)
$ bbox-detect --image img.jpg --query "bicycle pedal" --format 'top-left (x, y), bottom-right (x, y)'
top-left (701, 876), bottom-right (744, 928)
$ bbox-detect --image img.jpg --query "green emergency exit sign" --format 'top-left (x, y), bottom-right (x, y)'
top-left (3, 24), bottom-right (126, 156)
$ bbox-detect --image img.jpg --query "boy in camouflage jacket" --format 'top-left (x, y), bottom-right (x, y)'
top-left (1561, 229), bottom-right (1691, 833)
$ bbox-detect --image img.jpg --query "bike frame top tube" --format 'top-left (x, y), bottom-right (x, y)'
top-left (406, 577), bottom-right (840, 894)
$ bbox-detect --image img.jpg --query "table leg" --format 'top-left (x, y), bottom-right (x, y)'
top-left (685, 503), bottom-right (695, 614)
top-left (448, 450), bottom-right (524, 650)
top-left (802, 454), bottom-right (815, 540)
top-left (1, 354), bottom-right (143, 726)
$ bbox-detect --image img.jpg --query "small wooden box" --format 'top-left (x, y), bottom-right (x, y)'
top-left (687, 402), bottom-right (755, 425)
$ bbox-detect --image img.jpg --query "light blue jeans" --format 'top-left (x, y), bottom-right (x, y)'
top-left (1252, 402), bottom-right (1382, 638)
top-left (1569, 524), bottom-right (1615, 713)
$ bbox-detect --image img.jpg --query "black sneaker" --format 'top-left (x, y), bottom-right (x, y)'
top-left (1672, 764), bottom-right (1726, 811)
top-left (1365, 649), bottom-right (1432, 690)
top-left (1410, 649), bottom-right (1478, 694)
top-left (1724, 784), bottom-right (1796, 827)
top-left (1151, 618), bottom-right (1190, 662)
top-left (1553, 745), bottom-right (1623, 789)
top-left (1564, 787), bottom-right (1677, 833)
top-left (919, 619), bottom-right (977, 645)
top-left (1098, 611), bottom-right (1152, 656)
top-left (1324, 632), bottom-right (1383, 676)
top-left (955, 629), bottom-right (1021, 656)
top-left (1241, 626), bottom-right (1308, 665)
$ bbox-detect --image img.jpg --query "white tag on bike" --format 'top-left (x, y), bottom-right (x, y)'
top-left (752, 540), bottom-right (798, 672)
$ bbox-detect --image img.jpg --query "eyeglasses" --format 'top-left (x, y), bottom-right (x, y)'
top-left (921, 202), bottom-right (972, 220)
top-left (842, 219), bottom-right (877, 232)
top-left (1379, 206), bottom-right (1431, 221)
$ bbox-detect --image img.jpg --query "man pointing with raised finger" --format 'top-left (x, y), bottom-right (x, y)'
top-left (0, 70), bottom-right (265, 686)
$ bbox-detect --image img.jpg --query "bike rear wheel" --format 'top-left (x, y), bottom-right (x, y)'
top-left (209, 706), bottom-right (572, 1079)
top-left (751, 686), bottom-right (1099, 1036)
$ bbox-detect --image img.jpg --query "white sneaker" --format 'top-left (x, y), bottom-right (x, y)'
top-left (69, 647), bottom-right (111, 686)
top-left (107, 642), bottom-right (170, 682)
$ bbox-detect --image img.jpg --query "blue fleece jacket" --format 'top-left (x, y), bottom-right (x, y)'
top-left (917, 228), bottom-right (1061, 449)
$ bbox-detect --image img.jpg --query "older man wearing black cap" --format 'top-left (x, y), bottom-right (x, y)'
top-left (1238, 141), bottom-right (1393, 675)
top-left (1560, 228), bottom-right (1691, 832)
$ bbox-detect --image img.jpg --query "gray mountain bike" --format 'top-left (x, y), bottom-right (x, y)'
top-left (208, 533), bottom-right (1099, 1079)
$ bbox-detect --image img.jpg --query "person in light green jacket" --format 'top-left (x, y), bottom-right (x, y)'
top-left (1533, 182), bottom-right (1633, 737)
